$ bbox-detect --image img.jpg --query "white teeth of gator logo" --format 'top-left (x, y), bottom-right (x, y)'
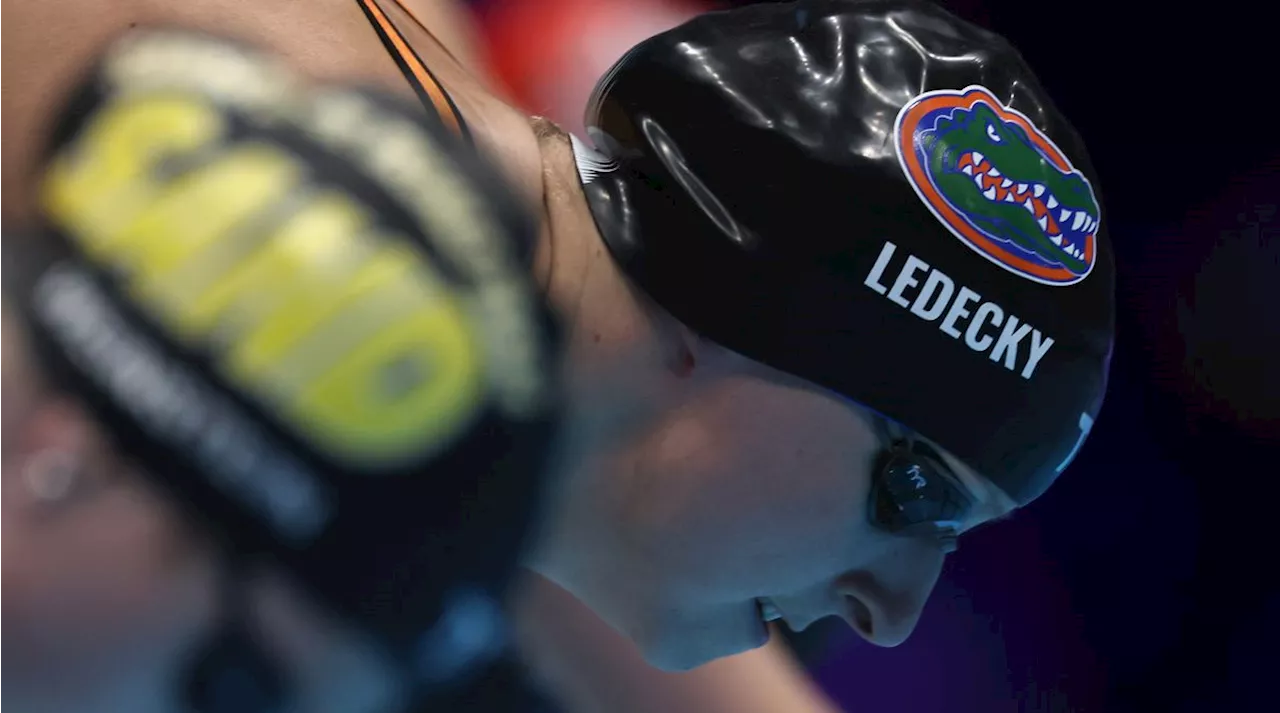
top-left (958, 150), bottom-right (1096, 262)
top-left (571, 134), bottom-right (618, 185)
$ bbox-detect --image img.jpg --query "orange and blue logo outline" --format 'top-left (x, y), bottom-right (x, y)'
top-left (894, 85), bottom-right (1099, 287)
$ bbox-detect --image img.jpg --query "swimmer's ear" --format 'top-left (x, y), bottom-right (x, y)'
top-left (14, 397), bottom-right (97, 465)
top-left (8, 397), bottom-right (103, 511)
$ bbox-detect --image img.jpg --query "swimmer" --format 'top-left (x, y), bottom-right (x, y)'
top-left (3, 1), bottom-right (1114, 711)
top-left (3, 29), bottom-right (560, 713)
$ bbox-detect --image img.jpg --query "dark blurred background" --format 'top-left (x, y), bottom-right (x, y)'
top-left (469, 1), bottom-right (1279, 710)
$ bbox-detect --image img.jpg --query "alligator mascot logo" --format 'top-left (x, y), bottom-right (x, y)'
top-left (894, 85), bottom-right (1100, 286)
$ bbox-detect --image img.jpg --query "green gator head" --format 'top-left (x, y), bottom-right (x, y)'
top-left (921, 103), bottom-right (1099, 275)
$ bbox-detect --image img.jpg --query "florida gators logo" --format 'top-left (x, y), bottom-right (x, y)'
top-left (895, 85), bottom-right (1100, 286)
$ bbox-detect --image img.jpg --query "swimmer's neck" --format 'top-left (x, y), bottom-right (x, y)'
top-left (528, 116), bottom-right (601, 326)
top-left (527, 116), bottom-right (682, 464)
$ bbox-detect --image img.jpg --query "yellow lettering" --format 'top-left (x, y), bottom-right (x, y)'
top-left (42, 94), bottom-right (225, 255)
top-left (290, 291), bottom-right (483, 465)
top-left (222, 195), bottom-right (379, 382)
top-left (41, 88), bottom-right (491, 467)
top-left (126, 145), bottom-right (301, 306)
top-left (178, 192), bottom-right (368, 338)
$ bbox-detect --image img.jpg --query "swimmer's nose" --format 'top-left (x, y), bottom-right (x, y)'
top-left (832, 582), bottom-right (925, 647)
top-left (766, 589), bottom-right (919, 646)
top-left (834, 546), bottom-right (945, 647)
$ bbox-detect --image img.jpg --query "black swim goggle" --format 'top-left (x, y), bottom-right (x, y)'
top-left (867, 417), bottom-right (975, 552)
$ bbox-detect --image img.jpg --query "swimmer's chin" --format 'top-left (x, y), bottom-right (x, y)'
top-left (630, 602), bottom-right (772, 672)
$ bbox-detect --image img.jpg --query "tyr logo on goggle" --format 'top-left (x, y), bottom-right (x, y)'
top-left (894, 85), bottom-right (1100, 287)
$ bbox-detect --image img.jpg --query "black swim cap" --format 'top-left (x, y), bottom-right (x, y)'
top-left (5, 28), bottom-right (560, 695)
top-left (577, 0), bottom-right (1114, 504)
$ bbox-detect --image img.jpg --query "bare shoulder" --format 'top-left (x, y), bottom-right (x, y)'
top-left (390, 0), bottom-right (498, 85)
top-left (378, 0), bottom-right (545, 207)
top-left (2, 0), bottom-right (543, 220)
